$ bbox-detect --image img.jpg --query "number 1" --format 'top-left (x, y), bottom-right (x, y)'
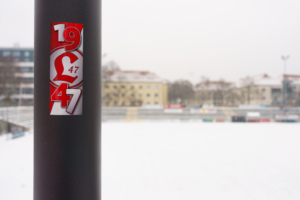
top-left (54, 24), bottom-right (66, 42)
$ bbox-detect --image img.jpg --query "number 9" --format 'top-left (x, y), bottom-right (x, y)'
top-left (63, 27), bottom-right (81, 51)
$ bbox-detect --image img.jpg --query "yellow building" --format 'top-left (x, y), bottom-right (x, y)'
top-left (102, 70), bottom-right (168, 107)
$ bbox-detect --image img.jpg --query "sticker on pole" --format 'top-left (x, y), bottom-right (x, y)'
top-left (50, 22), bottom-right (83, 115)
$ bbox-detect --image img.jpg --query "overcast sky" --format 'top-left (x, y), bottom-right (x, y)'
top-left (1, 0), bottom-right (300, 83)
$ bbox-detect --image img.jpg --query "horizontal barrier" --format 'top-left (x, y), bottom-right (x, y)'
top-left (260, 119), bottom-right (271, 122)
top-left (12, 131), bottom-right (25, 139)
top-left (276, 119), bottom-right (298, 123)
top-left (203, 119), bottom-right (213, 122)
top-left (0, 106), bottom-right (299, 125)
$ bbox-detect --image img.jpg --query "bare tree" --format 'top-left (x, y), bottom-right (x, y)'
top-left (101, 60), bottom-right (120, 82)
top-left (0, 58), bottom-right (19, 134)
top-left (296, 89), bottom-right (300, 107)
top-left (224, 86), bottom-right (240, 106)
top-left (168, 80), bottom-right (194, 105)
top-left (212, 79), bottom-right (233, 106)
top-left (194, 77), bottom-right (210, 106)
top-left (0, 58), bottom-right (19, 106)
top-left (195, 78), bottom-right (235, 106)
top-left (240, 76), bottom-right (255, 104)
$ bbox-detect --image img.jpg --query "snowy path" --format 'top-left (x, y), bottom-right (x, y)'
top-left (1, 123), bottom-right (300, 200)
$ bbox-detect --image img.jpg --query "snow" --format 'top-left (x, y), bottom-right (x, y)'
top-left (0, 132), bottom-right (33, 200)
top-left (1, 123), bottom-right (300, 200)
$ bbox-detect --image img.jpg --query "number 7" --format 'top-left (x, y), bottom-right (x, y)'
top-left (75, 66), bottom-right (79, 73)
top-left (66, 88), bottom-right (82, 114)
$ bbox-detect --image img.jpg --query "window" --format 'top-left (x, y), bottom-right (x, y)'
top-left (21, 77), bottom-right (34, 83)
top-left (105, 85), bottom-right (109, 89)
top-left (147, 85), bottom-right (151, 89)
top-left (131, 85), bottom-right (134, 89)
top-left (114, 85), bottom-right (118, 89)
top-left (155, 102), bottom-right (158, 104)
top-left (147, 93), bottom-right (150, 97)
top-left (139, 94), bottom-right (142, 97)
top-left (22, 88), bottom-right (34, 94)
top-left (19, 67), bottom-right (33, 73)
top-left (12, 51), bottom-right (21, 57)
top-left (122, 93), bottom-right (125, 97)
top-left (261, 88), bottom-right (266, 92)
top-left (24, 51), bottom-right (30, 57)
top-left (114, 101), bottom-right (118, 106)
top-left (154, 85), bottom-right (159, 89)
top-left (2, 51), bottom-right (10, 57)
top-left (13, 88), bottom-right (20, 94)
top-left (139, 85), bottom-right (143, 89)
top-left (131, 93), bottom-right (135, 97)
top-left (25, 99), bottom-right (33, 103)
top-left (121, 85), bottom-right (125, 89)
top-left (272, 88), bottom-right (281, 94)
top-left (155, 93), bottom-right (159, 97)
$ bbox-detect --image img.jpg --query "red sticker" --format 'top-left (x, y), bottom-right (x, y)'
top-left (50, 22), bottom-right (83, 115)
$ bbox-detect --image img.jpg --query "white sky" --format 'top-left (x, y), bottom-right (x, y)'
top-left (1, 0), bottom-right (300, 83)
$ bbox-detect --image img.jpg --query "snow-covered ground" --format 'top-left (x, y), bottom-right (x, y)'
top-left (0, 132), bottom-right (33, 200)
top-left (1, 123), bottom-right (300, 200)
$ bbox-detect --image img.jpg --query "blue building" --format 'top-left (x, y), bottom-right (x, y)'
top-left (0, 47), bottom-right (34, 105)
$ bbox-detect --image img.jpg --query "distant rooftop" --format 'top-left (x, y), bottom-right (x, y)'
top-left (0, 47), bottom-right (34, 51)
top-left (237, 73), bottom-right (300, 87)
top-left (194, 80), bottom-right (234, 91)
top-left (104, 70), bottom-right (167, 83)
top-left (0, 47), bottom-right (34, 62)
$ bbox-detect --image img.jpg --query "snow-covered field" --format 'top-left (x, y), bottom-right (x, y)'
top-left (1, 123), bottom-right (300, 200)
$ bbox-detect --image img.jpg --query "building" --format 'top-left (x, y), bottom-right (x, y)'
top-left (194, 80), bottom-right (236, 106)
top-left (235, 74), bottom-right (300, 107)
top-left (102, 70), bottom-right (168, 106)
top-left (234, 74), bottom-right (278, 106)
top-left (0, 47), bottom-right (34, 105)
top-left (282, 74), bottom-right (300, 106)
top-left (193, 74), bottom-right (300, 107)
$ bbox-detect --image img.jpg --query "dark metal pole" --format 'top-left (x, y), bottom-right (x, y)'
top-left (34, 0), bottom-right (101, 199)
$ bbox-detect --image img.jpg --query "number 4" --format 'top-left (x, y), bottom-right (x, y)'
top-left (68, 66), bottom-right (73, 73)
top-left (51, 83), bottom-right (82, 114)
top-left (51, 83), bottom-right (71, 107)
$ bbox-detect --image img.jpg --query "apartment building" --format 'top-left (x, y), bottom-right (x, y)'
top-left (235, 74), bottom-right (300, 107)
top-left (102, 70), bottom-right (168, 106)
top-left (0, 47), bottom-right (34, 105)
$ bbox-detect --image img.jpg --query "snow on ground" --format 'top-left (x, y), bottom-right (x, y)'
top-left (1, 123), bottom-right (300, 200)
top-left (0, 132), bottom-right (33, 200)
